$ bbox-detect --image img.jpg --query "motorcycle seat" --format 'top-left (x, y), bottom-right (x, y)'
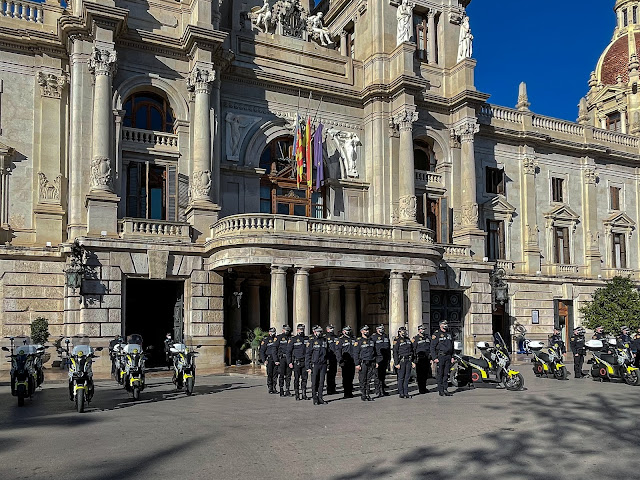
top-left (599, 354), bottom-right (617, 365)
top-left (535, 352), bottom-right (550, 363)
top-left (462, 355), bottom-right (489, 370)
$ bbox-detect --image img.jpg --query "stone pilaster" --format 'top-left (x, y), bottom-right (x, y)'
top-left (520, 151), bottom-right (541, 273)
top-left (389, 271), bottom-right (405, 336)
top-left (582, 163), bottom-right (601, 276)
top-left (293, 267), bottom-right (311, 334)
top-left (392, 106), bottom-right (419, 224)
top-left (328, 283), bottom-right (342, 329)
top-left (427, 10), bottom-right (437, 65)
top-left (345, 285), bottom-right (358, 332)
top-left (270, 266), bottom-right (288, 329)
top-left (407, 274), bottom-right (423, 336)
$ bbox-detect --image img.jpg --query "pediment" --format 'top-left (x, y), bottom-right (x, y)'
top-left (544, 204), bottom-right (580, 221)
top-left (0, 142), bottom-right (13, 156)
top-left (482, 196), bottom-right (516, 214)
top-left (589, 85), bottom-right (626, 105)
top-left (603, 211), bottom-right (636, 227)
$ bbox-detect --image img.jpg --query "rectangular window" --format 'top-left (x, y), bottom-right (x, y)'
top-left (554, 226), bottom-right (570, 264)
top-left (634, 6), bottom-right (638, 24)
top-left (606, 112), bottom-right (622, 132)
top-left (610, 186), bottom-right (621, 210)
top-left (126, 161), bottom-right (171, 220)
top-left (486, 220), bottom-right (505, 261)
top-left (613, 233), bottom-right (627, 268)
top-left (624, 9), bottom-right (629, 26)
top-left (551, 177), bottom-right (564, 203)
top-left (486, 167), bottom-right (505, 195)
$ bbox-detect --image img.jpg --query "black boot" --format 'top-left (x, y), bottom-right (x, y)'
top-left (285, 389), bottom-right (292, 397)
top-left (279, 388), bottom-right (284, 397)
top-left (302, 389), bottom-right (309, 400)
top-left (295, 390), bottom-right (300, 401)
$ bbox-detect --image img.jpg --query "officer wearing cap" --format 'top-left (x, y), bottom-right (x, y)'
top-left (289, 324), bottom-right (310, 400)
top-left (336, 326), bottom-right (356, 399)
top-left (259, 327), bottom-right (280, 394)
top-left (430, 320), bottom-right (455, 396)
top-left (592, 326), bottom-right (606, 340)
top-left (569, 326), bottom-right (586, 379)
top-left (325, 325), bottom-right (338, 395)
top-left (371, 324), bottom-right (391, 397)
top-left (549, 327), bottom-right (566, 356)
top-left (632, 327), bottom-right (640, 367)
top-left (276, 325), bottom-right (293, 396)
top-left (393, 326), bottom-right (413, 399)
top-left (306, 325), bottom-right (329, 405)
top-left (412, 324), bottom-right (431, 394)
top-left (353, 325), bottom-right (377, 401)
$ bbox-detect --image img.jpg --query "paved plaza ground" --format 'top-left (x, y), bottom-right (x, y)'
top-left (0, 368), bottom-right (638, 480)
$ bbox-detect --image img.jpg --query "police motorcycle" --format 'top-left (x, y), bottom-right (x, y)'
top-left (61, 337), bottom-right (103, 413)
top-left (169, 343), bottom-right (201, 395)
top-left (450, 333), bottom-right (524, 391)
top-left (108, 335), bottom-right (126, 383)
top-left (121, 334), bottom-right (147, 400)
top-left (2, 336), bottom-right (46, 406)
top-left (529, 340), bottom-right (568, 380)
top-left (586, 337), bottom-right (640, 385)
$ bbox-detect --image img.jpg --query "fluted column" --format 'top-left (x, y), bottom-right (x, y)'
top-left (393, 106), bottom-right (419, 224)
top-left (454, 118), bottom-right (480, 230)
top-left (389, 271), bottom-right (405, 337)
top-left (427, 10), bottom-right (437, 65)
top-left (407, 274), bottom-right (423, 335)
top-left (345, 285), bottom-right (358, 332)
top-left (187, 66), bottom-right (214, 203)
top-left (293, 267), bottom-right (311, 334)
top-left (270, 266), bottom-right (288, 329)
top-left (521, 152), bottom-right (541, 273)
top-left (328, 283), bottom-right (342, 329)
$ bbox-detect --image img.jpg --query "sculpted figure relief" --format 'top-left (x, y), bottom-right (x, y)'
top-left (191, 169), bottom-right (212, 200)
top-left (90, 156), bottom-right (112, 191)
top-left (327, 129), bottom-right (361, 178)
top-left (396, 0), bottom-right (414, 45)
top-left (457, 15), bottom-right (473, 62)
top-left (225, 113), bottom-right (261, 161)
top-left (250, 0), bottom-right (273, 33)
top-left (307, 12), bottom-right (332, 46)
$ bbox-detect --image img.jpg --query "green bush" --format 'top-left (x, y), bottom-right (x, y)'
top-left (579, 276), bottom-right (640, 334)
top-left (31, 317), bottom-right (50, 345)
top-left (241, 327), bottom-right (268, 351)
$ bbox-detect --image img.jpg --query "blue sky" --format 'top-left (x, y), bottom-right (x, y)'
top-left (467, 1), bottom-right (615, 121)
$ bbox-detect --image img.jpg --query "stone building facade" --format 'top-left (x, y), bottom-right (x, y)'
top-left (0, 0), bottom-right (637, 372)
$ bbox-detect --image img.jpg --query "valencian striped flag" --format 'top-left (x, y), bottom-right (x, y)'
top-left (306, 117), bottom-right (312, 188)
top-left (313, 123), bottom-right (324, 191)
top-left (295, 119), bottom-right (304, 188)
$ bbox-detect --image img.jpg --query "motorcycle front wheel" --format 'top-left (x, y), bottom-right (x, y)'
top-left (186, 377), bottom-right (194, 396)
top-left (504, 373), bottom-right (525, 391)
top-left (132, 386), bottom-right (140, 400)
top-left (17, 385), bottom-right (25, 407)
top-left (76, 389), bottom-right (85, 413)
top-left (554, 366), bottom-right (568, 380)
top-left (623, 370), bottom-right (640, 386)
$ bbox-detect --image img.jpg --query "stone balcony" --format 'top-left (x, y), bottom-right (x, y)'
top-left (118, 218), bottom-right (191, 242)
top-left (414, 170), bottom-right (446, 194)
top-left (601, 267), bottom-right (636, 280)
top-left (0, 0), bottom-right (62, 32)
top-left (541, 263), bottom-right (580, 277)
top-left (121, 127), bottom-right (179, 155)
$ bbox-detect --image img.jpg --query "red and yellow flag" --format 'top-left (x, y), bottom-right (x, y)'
top-left (306, 117), bottom-right (312, 188)
top-left (296, 124), bottom-right (304, 188)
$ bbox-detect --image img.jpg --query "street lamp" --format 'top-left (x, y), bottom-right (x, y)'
top-left (64, 239), bottom-right (85, 295)
top-left (490, 266), bottom-right (508, 312)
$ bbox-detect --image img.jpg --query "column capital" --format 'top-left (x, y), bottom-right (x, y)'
top-left (294, 265), bottom-right (312, 274)
top-left (583, 167), bottom-right (598, 185)
top-left (453, 118), bottom-right (479, 143)
top-left (389, 270), bottom-right (405, 279)
top-left (409, 273), bottom-right (423, 280)
top-left (270, 265), bottom-right (289, 274)
top-left (522, 155), bottom-right (538, 176)
top-left (340, 30), bottom-right (348, 38)
top-left (187, 67), bottom-right (215, 94)
top-left (392, 106), bottom-right (418, 131)
top-left (427, 9), bottom-right (437, 19)
top-left (88, 47), bottom-right (117, 77)
top-left (37, 71), bottom-right (67, 99)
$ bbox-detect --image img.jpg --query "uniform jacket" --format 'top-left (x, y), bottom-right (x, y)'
top-left (631, 333), bottom-right (640, 353)
top-left (353, 336), bottom-right (377, 364)
top-left (393, 336), bottom-right (414, 364)
top-left (549, 334), bottom-right (566, 354)
top-left (305, 335), bottom-right (329, 370)
top-left (335, 335), bottom-right (355, 364)
top-left (412, 333), bottom-right (431, 358)
top-left (569, 334), bottom-right (586, 355)
top-left (259, 335), bottom-right (279, 363)
top-left (371, 332), bottom-right (391, 363)
top-left (325, 332), bottom-right (337, 356)
top-left (289, 334), bottom-right (309, 363)
top-left (276, 333), bottom-right (292, 360)
top-left (430, 330), bottom-right (454, 357)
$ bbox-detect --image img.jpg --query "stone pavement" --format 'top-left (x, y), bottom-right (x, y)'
top-left (0, 368), bottom-right (638, 480)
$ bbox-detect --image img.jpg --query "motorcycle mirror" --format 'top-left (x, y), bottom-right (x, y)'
top-left (1, 347), bottom-right (8, 351)
top-left (95, 347), bottom-right (104, 351)
top-left (196, 345), bottom-right (202, 349)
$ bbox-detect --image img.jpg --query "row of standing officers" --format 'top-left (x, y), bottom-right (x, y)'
top-left (259, 320), bottom-right (455, 405)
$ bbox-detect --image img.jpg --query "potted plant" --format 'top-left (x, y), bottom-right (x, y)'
top-left (31, 317), bottom-right (51, 364)
top-left (241, 327), bottom-right (267, 365)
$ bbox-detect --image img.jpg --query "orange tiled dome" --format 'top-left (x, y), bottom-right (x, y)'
top-left (600, 32), bottom-right (640, 85)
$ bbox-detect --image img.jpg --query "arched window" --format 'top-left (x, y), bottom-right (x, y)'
top-left (414, 139), bottom-right (436, 171)
top-left (123, 91), bottom-right (175, 133)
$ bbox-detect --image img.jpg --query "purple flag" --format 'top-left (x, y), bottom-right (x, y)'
top-left (314, 123), bottom-right (324, 191)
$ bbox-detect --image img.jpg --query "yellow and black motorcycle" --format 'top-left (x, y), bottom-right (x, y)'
top-left (450, 333), bottom-right (524, 391)
top-left (587, 338), bottom-right (640, 386)
top-left (169, 343), bottom-right (201, 395)
top-left (529, 341), bottom-right (568, 380)
top-left (122, 334), bottom-right (147, 400)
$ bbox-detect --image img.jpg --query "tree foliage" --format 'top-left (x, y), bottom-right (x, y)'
top-left (579, 277), bottom-right (640, 334)
top-left (30, 317), bottom-right (50, 345)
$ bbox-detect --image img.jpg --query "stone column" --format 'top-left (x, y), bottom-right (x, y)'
top-left (393, 106), bottom-right (419, 224)
top-left (582, 165), bottom-right (601, 277)
top-left (328, 283), bottom-right (342, 329)
top-left (319, 285), bottom-right (329, 327)
top-left (340, 31), bottom-right (348, 56)
top-left (520, 153), bottom-right (541, 273)
top-left (345, 285), bottom-right (358, 332)
top-left (246, 279), bottom-right (261, 330)
top-left (427, 10), bottom-right (437, 65)
top-left (85, 47), bottom-right (120, 236)
top-left (270, 266), bottom-right (288, 329)
top-left (620, 107), bottom-right (628, 134)
top-left (293, 267), bottom-right (311, 334)
top-left (407, 274), bottom-right (423, 335)
top-left (389, 271), bottom-right (405, 336)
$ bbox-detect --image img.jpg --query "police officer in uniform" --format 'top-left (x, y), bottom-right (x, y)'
top-left (430, 320), bottom-right (455, 396)
top-left (393, 326), bottom-right (414, 399)
top-left (549, 327), bottom-right (566, 356)
top-left (306, 325), bottom-right (329, 405)
top-left (632, 327), bottom-right (640, 368)
top-left (276, 325), bottom-right (293, 396)
top-left (618, 326), bottom-right (632, 347)
top-left (259, 327), bottom-right (280, 394)
top-left (335, 326), bottom-right (356, 399)
top-left (592, 326), bottom-right (606, 340)
top-left (353, 325), bottom-right (377, 401)
top-left (324, 325), bottom-right (338, 395)
top-left (288, 324), bottom-right (309, 401)
top-left (412, 324), bottom-right (431, 394)
top-left (371, 324), bottom-right (391, 397)
top-left (569, 326), bottom-right (586, 379)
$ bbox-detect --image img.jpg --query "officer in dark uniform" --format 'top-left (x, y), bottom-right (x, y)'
top-left (276, 325), bottom-right (293, 396)
top-left (288, 324), bottom-right (309, 401)
top-left (371, 324), bottom-right (391, 397)
top-left (335, 326), bottom-right (356, 399)
top-left (430, 320), bottom-right (455, 396)
top-left (549, 327), bottom-right (566, 356)
top-left (324, 325), bottom-right (338, 395)
top-left (306, 325), bottom-right (329, 405)
top-left (632, 327), bottom-right (640, 367)
top-left (412, 324), bottom-right (431, 394)
top-left (353, 325), bottom-right (377, 401)
top-left (592, 326), bottom-right (606, 340)
top-left (618, 326), bottom-right (632, 347)
top-left (393, 326), bottom-right (414, 399)
top-left (259, 327), bottom-right (279, 394)
top-left (569, 326), bottom-right (586, 379)
top-left (163, 332), bottom-right (174, 369)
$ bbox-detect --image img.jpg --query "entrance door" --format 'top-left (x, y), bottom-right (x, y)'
top-left (430, 290), bottom-right (463, 339)
top-left (492, 304), bottom-right (511, 351)
top-left (555, 300), bottom-right (573, 347)
top-left (125, 279), bottom-right (184, 367)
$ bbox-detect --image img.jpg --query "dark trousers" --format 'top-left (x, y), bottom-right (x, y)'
top-left (415, 355), bottom-right (431, 393)
top-left (375, 359), bottom-right (389, 394)
top-left (397, 359), bottom-right (412, 396)
top-left (436, 355), bottom-right (452, 393)
top-left (574, 354), bottom-right (585, 378)
top-left (278, 357), bottom-right (292, 390)
top-left (293, 359), bottom-right (308, 395)
top-left (634, 352), bottom-right (639, 368)
top-left (341, 359), bottom-right (355, 397)
top-left (326, 353), bottom-right (337, 394)
top-left (266, 358), bottom-right (278, 391)
top-left (359, 360), bottom-right (375, 398)
top-left (311, 363), bottom-right (327, 400)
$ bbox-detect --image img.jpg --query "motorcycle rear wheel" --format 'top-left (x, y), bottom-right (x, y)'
top-left (186, 377), bottom-right (194, 396)
top-left (554, 366), bottom-right (568, 380)
top-left (504, 373), bottom-right (525, 391)
top-left (623, 370), bottom-right (640, 386)
top-left (76, 389), bottom-right (85, 413)
top-left (132, 386), bottom-right (140, 401)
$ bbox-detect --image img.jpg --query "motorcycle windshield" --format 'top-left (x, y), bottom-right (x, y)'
top-left (127, 334), bottom-right (144, 346)
top-left (493, 332), bottom-right (508, 350)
